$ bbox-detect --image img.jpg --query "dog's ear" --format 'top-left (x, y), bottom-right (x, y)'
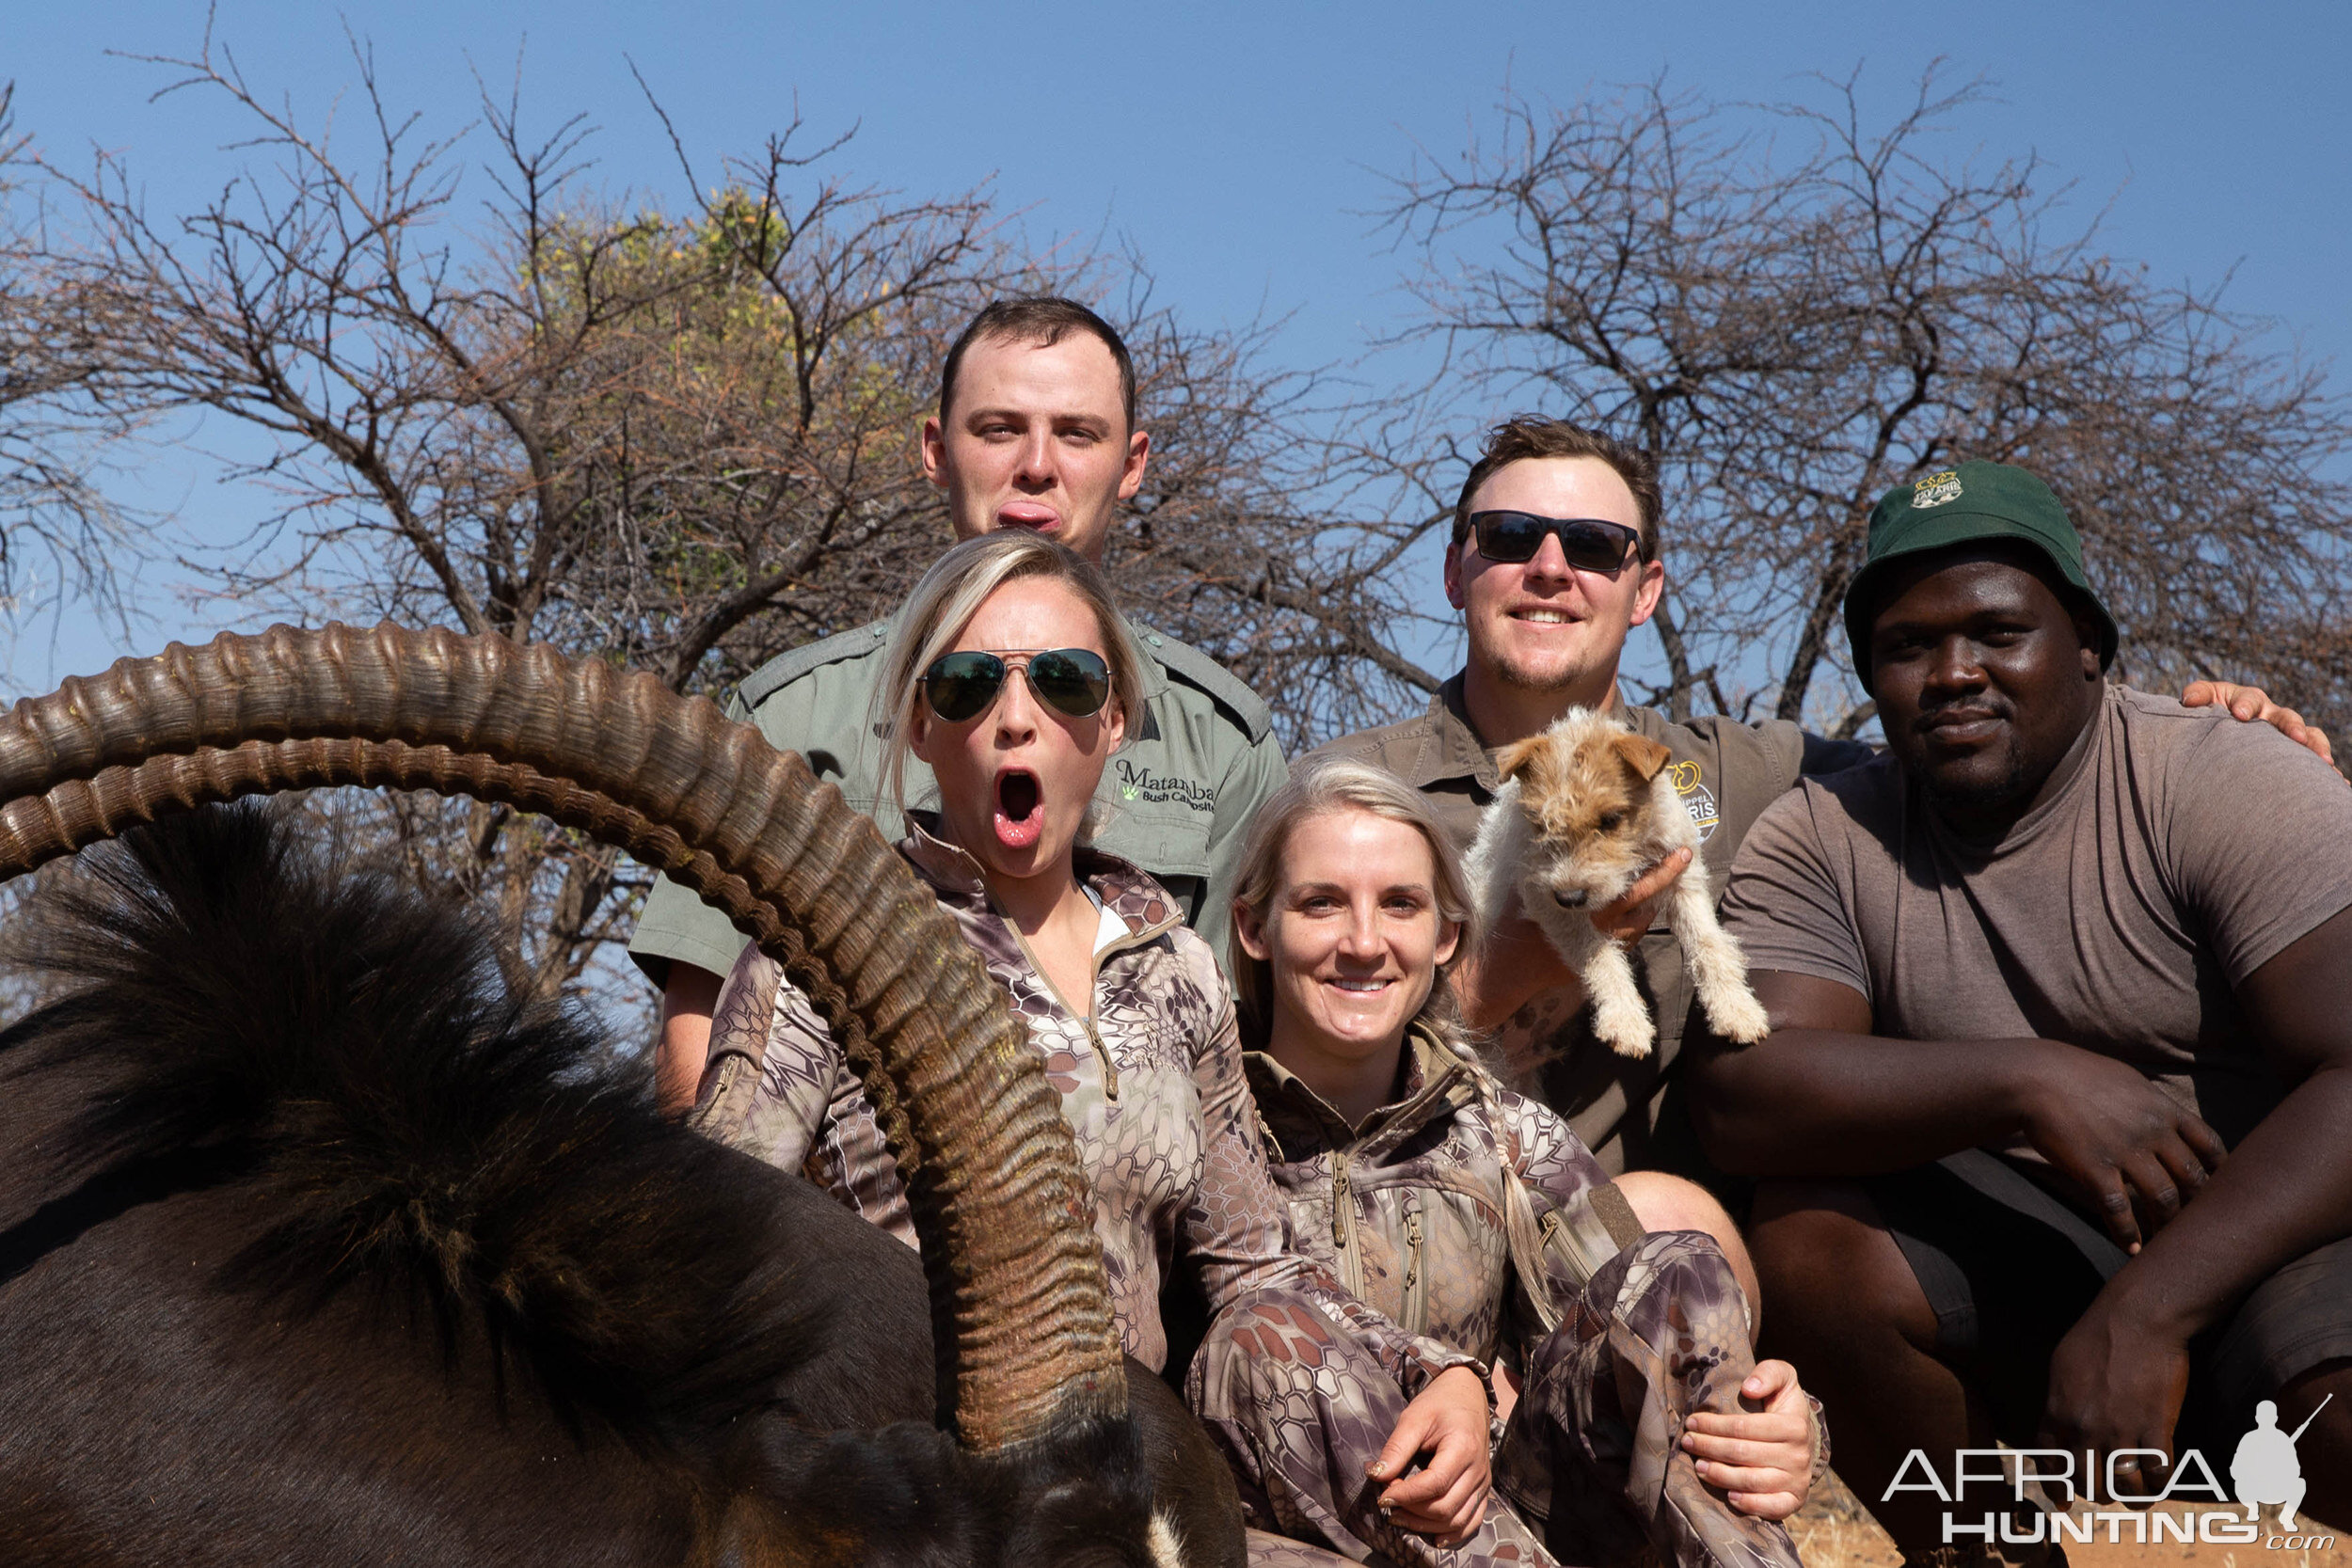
top-left (1496, 735), bottom-right (1549, 783)
top-left (1612, 733), bottom-right (1674, 783)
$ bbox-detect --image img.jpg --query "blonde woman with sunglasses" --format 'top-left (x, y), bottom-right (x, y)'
top-left (694, 532), bottom-right (1526, 1563)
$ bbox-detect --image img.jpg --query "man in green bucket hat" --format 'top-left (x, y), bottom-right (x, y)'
top-left (1302, 427), bottom-right (2327, 1204)
top-left (1692, 458), bottom-right (2352, 1561)
top-left (1841, 460), bottom-right (2120, 689)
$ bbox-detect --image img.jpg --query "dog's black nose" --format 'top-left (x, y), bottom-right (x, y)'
top-left (1553, 889), bottom-right (1589, 910)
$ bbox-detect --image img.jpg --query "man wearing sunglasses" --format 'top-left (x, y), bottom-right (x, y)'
top-left (629, 296), bottom-right (1287, 1111)
top-left (1306, 416), bottom-right (2330, 1196)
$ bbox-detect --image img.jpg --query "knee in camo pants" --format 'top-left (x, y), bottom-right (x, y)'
top-left (1495, 1231), bottom-right (1803, 1568)
top-left (1189, 1287), bottom-right (1560, 1567)
top-left (1193, 1234), bottom-right (1804, 1568)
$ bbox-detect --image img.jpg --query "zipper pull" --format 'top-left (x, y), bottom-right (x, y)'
top-left (1083, 1016), bottom-right (1118, 1101)
top-left (1331, 1164), bottom-right (1349, 1247)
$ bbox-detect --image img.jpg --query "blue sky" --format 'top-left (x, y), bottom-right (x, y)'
top-left (7, 0), bottom-right (2348, 691)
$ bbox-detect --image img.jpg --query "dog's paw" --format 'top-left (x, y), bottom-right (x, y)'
top-left (1591, 997), bottom-right (1656, 1059)
top-left (1705, 986), bottom-right (1772, 1046)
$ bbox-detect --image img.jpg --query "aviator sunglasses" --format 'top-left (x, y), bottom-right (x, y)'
top-left (921, 647), bottom-right (1113, 723)
top-left (1468, 511), bottom-right (1642, 573)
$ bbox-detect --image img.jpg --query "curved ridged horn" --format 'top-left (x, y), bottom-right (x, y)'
top-left (0, 622), bottom-right (1124, 1452)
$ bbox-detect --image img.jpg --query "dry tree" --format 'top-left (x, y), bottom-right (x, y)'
top-left (1371, 67), bottom-right (2352, 737)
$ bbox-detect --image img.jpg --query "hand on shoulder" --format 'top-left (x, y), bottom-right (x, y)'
top-left (2182, 679), bottom-right (2336, 768)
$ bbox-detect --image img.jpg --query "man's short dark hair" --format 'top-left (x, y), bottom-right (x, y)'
top-left (1452, 417), bottom-right (1661, 562)
top-left (938, 296), bottom-right (1136, 431)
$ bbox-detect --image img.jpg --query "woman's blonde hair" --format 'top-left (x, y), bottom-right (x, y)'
top-left (875, 531), bottom-right (1147, 820)
top-left (1227, 756), bottom-right (1482, 1054)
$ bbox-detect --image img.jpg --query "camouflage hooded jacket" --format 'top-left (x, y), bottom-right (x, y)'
top-left (1246, 1024), bottom-right (1649, 1370)
top-left (693, 816), bottom-right (1473, 1390)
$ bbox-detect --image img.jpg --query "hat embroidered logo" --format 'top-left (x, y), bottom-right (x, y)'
top-left (1914, 471), bottom-right (1963, 508)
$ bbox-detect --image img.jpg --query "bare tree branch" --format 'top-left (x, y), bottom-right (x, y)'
top-left (0, 81), bottom-right (151, 663)
top-left (26, 40), bottom-right (1364, 1003)
top-left (1372, 66), bottom-right (2352, 736)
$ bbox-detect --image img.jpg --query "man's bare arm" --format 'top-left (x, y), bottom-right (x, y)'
top-left (653, 962), bottom-right (723, 1116)
top-left (2042, 906), bottom-right (2352, 1457)
top-left (1686, 971), bottom-right (2223, 1253)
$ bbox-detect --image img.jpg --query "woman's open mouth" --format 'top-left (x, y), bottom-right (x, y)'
top-left (993, 768), bottom-right (1043, 849)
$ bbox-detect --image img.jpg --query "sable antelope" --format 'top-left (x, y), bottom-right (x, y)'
top-left (0, 624), bottom-right (1243, 1567)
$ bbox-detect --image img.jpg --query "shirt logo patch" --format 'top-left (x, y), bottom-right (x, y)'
top-left (1914, 470), bottom-right (1963, 509)
top-left (1114, 760), bottom-right (1216, 812)
top-left (1668, 759), bottom-right (1720, 843)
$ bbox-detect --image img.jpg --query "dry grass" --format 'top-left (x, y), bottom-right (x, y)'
top-left (1788, 1469), bottom-right (2352, 1567)
top-left (1790, 1469), bottom-right (1903, 1568)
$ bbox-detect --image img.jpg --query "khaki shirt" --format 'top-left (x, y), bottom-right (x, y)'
top-left (628, 615), bottom-right (1287, 987)
top-left (1302, 673), bottom-right (1859, 1178)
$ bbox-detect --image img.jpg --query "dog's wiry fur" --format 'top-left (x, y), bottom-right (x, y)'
top-left (1463, 708), bottom-right (1772, 1062)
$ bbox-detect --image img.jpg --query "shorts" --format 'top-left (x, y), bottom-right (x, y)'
top-left (1866, 1148), bottom-right (2352, 1449)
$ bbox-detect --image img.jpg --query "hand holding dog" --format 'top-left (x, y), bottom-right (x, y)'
top-left (1467, 712), bottom-right (1767, 1057)
top-left (1594, 847), bottom-right (1692, 946)
top-left (1680, 1358), bottom-right (1817, 1520)
top-left (1457, 847), bottom-right (1693, 1032)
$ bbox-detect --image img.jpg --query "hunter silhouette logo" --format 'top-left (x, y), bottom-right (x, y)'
top-left (1885, 1401), bottom-right (2341, 1552)
top-left (2234, 1394), bottom-right (2330, 1532)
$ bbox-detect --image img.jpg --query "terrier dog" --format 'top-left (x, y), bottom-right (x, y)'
top-left (1463, 708), bottom-right (1772, 1060)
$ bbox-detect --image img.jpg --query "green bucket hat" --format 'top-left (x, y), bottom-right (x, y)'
top-left (1843, 459), bottom-right (2120, 694)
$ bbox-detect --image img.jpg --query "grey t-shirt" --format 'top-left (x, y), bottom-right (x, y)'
top-left (1721, 685), bottom-right (2352, 1150)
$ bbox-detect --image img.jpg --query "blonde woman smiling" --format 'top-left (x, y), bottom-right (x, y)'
top-left (694, 533), bottom-right (1517, 1561)
top-left (1210, 758), bottom-right (1823, 1568)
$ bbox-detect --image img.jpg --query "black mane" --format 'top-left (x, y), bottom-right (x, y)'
top-left (1, 801), bottom-right (834, 1449)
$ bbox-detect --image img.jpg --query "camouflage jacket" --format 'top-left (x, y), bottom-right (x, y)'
top-left (1246, 1025), bottom-right (1643, 1372)
top-left (629, 613), bottom-right (1285, 988)
top-left (692, 816), bottom-right (1474, 1391)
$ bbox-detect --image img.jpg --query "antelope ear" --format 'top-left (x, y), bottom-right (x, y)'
top-left (1497, 735), bottom-right (1549, 783)
top-left (1613, 733), bottom-right (1674, 782)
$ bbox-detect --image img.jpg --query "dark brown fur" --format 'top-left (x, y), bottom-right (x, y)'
top-left (0, 804), bottom-right (1238, 1566)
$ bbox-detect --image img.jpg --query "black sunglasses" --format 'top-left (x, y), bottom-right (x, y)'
top-left (921, 647), bottom-right (1113, 723)
top-left (1468, 511), bottom-right (1642, 572)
